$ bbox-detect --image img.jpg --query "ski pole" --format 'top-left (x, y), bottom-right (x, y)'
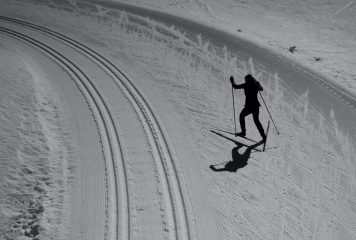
top-left (259, 92), bottom-right (279, 135)
top-left (232, 86), bottom-right (237, 133)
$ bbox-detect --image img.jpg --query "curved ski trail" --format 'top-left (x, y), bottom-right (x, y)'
top-left (0, 17), bottom-right (195, 240)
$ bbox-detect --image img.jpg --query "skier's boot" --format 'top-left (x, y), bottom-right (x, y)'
top-left (235, 131), bottom-right (246, 138)
top-left (260, 133), bottom-right (267, 143)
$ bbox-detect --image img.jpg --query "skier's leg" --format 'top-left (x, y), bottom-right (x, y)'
top-left (252, 108), bottom-right (266, 140)
top-left (238, 107), bottom-right (250, 136)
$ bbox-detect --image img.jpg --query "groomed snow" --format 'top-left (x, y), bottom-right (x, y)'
top-left (0, 0), bottom-right (355, 240)
top-left (100, 0), bottom-right (356, 96)
top-left (0, 36), bottom-right (72, 239)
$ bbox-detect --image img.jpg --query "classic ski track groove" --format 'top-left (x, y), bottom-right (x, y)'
top-left (0, 26), bottom-right (128, 240)
top-left (0, 17), bottom-right (193, 240)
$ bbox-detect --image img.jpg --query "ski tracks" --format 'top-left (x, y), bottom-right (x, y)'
top-left (0, 24), bottom-right (126, 240)
top-left (0, 17), bottom-right (194, 240)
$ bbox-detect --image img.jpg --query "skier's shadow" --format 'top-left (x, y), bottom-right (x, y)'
top-left (210, 130), bottom-right (263, 172)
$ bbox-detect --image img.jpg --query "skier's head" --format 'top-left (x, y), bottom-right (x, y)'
top-left (244, 74), bottom-right (255, 84)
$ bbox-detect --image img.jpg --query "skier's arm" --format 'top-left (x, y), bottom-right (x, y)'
top-left (232, 83), bottom-right (245, 89)
top-left (256, 81), bottom-right (263, 91)
top-left (230, 76), bottom-right (245, 89)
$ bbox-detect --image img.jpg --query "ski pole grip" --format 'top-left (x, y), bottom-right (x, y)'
top-left (230, 75), bottom-right (234, 85)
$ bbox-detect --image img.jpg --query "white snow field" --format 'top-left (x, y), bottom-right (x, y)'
top-left (94, 0), bottom-right (356, 97)
top-left (0, 0), bottom-right (355, 240)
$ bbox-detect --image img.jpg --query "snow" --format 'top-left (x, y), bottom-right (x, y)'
top-left (0, 36), bottom-right (72, 239)
top-left (103, 0), bottom-right (356, 96)
top-left (0, 0), bottom-right (355, 239)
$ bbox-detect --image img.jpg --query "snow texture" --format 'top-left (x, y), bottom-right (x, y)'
top-left (0, 0), bottom-right (355, 239)
top-left (0, 39), bottom-right (72, 239)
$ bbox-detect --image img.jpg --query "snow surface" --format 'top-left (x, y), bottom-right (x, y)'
top-left (0, 0), bottom-right (355, 239)
top-left (101, 0), bottom-right (356, 96)
top-left (0, 35), bottom-right (73, 239)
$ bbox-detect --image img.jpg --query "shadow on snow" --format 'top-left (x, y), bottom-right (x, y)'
top-left (209, 130), bottom-right (264, 172)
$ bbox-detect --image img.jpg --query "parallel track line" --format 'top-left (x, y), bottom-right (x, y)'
top-left (0, 26), bottom-right (129, 240)
top-left (0, 16), bottom-right (192, 240)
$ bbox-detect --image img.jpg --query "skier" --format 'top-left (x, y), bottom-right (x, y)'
top-left (230, 74), bottom-right (266, 142)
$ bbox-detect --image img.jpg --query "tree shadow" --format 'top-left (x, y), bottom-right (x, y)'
top-left (209, 130), bottom-right (264, 172)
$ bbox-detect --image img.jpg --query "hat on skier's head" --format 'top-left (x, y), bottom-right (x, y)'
top-left (244, 74), bottom-right (255, 84)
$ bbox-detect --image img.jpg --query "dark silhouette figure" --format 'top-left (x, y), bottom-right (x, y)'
top-left (230, 74), bottom-right (266, 141)
top-left (210, 141), bottom-right (263, 172)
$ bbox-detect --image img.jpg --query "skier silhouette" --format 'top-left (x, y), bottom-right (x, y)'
top-left (230, 74), bottom-right (266, 142)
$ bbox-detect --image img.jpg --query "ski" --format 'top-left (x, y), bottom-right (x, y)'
top-left (212, 129), bottom-right (261, 143)
top-left (210, 130), bottom-right (264, 152)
